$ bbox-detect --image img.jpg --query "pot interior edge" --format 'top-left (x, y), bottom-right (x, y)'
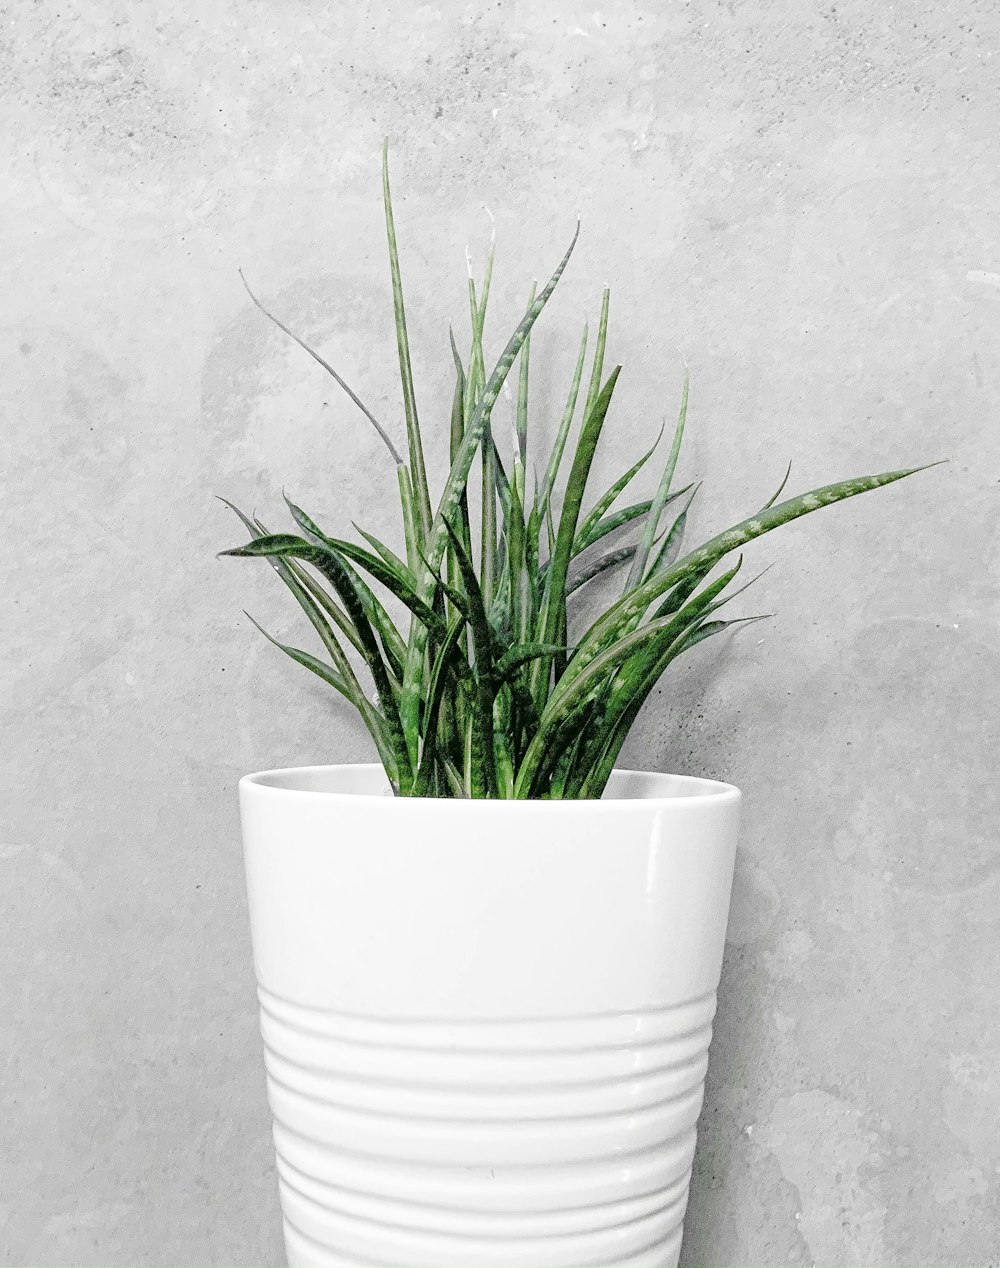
top-left (240, 763), bottom-right (740, 806)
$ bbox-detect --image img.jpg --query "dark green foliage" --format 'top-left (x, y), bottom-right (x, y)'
top-left (220, 148), bottom-right (935, 798)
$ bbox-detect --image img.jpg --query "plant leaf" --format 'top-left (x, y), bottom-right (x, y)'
top-left (542, 366), bottom-right (622, 675)
top-left (576, 424), bottom-right (663, 549)
top-left (760, 460), bottom-right (792, 511)
top-left (495, 642), bottom-right (566, 681)
top-left (625, 369), bottom-right (688, 590)
top-left (442, 518), bottom-right (499, 797)
top-left (539, 322), bottom-right (589, 514)
top-left (238, 271), bottom-right (403, 465)
top-left (382, 140), bottom-right (431, 538)
top-left (415, 616), bottom-right (468, 793)
top-left (400, 224), bottom-right (581, 748)
top-left (566, 543), bottom-right (636, 595)
top-left (647, 483), bottom-right (699, 577)
top-left (243, 611), bottom-right (350, 697)
top-left (222, 532), bottom-right (413, 787)
top-left (570, 465), bottom-right (931, 691)
top-left (581, 288), bottom-right (610, 427)
top-left (281, 498), bottom-right (448, 641)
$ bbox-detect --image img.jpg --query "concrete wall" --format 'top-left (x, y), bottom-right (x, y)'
top-left (3, 1), bottom-right (998, 1264)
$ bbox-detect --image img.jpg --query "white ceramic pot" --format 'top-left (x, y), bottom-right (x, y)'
top-left (239, 763), bottom-right (740, 1268)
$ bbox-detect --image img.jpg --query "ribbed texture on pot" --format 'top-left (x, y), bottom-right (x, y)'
top-left (257, 984), bottom-right (717, 1268)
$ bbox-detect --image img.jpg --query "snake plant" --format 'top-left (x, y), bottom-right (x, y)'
top-left (220, 145), bottom-right (933, 798)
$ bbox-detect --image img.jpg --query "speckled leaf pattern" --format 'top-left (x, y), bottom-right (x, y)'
top-left (222, 149), bottom-right (934, 798)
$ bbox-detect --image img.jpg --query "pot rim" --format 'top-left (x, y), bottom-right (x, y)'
top-left (240, 762), bottom-right (740, 809)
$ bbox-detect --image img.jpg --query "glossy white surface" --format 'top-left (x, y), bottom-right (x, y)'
top-left (240, 765), bottom-right (740, 1268)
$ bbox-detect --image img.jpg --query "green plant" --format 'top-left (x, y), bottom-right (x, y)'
top-left (220, 145), bottom-right (934, 799)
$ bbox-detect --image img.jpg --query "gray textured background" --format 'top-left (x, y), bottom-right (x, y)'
top-left (2, 2), bottom-right (999, 1265)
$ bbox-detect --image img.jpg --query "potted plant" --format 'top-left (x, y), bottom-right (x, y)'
top-left (221, 146), bottom-right (932, 1268)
